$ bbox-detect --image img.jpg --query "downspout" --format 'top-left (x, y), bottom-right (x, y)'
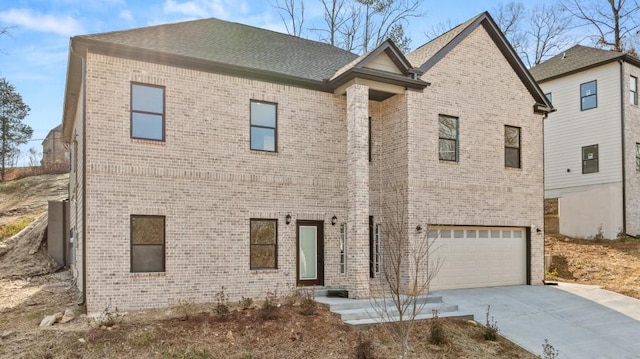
top-left (81, 55), bottom-right (87, 307)
top-left (619, 59), bottom-right (627, 235)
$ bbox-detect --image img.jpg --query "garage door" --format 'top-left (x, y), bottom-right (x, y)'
top-left (428, 226), bottom-right (527, 290)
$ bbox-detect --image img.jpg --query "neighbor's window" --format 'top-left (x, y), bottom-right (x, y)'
top-left (636, 143), bottom-right (640, 172)
top-left (374, 224), bottom-right (382, 275)
top-left (131, 83), bottom-right (165, 141)
top-left (505, 125), bottom-right (521, 168)
top-left (438, 115), bottom-right (458, 161)
top-left (130, 215), bottom-right (165, 272)
top-left (582, 144), bottom-right (599, 174)
top-left (250, 101), bottom-right (277, 152)
top-left (545, 92), bottom-right (552, 103)
top-left (631, 76), bottom-right (638, 106)
top-left (580, 80), bottom-right (597, 110)
top-left (250, 219), bottom-right (277, 269)
top-left (340, 223), bottom-right (347, 274)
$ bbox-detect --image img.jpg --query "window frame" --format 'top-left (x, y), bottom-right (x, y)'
top-left (340, 223), bottom-right (347, 274)
top-left (249, 218), bottom-right (278, 270)
top-left (250, 100), bottom-right (278, 152)
top-left (368, 116), bottom-right (372, 162)
top-left (130, 215), bottom-right (166, 273)
top-left (582, 144), bottom-right (599, 174)
top-left (438, 115), bottom-right (459, 162)
top-left (636, 143), bottom-right (640, 172)
top-left (631, 76), bottom-right (638, 106)
top-left (374, 224), bottom-right (382, 275)
top-left (580, 80), bottom-right (597, 111)
top-left (504, 125), bottom-right (521, 169)
top-left (130, 82), bottom-right (166, 141)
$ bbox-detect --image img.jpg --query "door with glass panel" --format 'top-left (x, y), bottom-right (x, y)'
top-left (296, 221), bottom-right (324, 286)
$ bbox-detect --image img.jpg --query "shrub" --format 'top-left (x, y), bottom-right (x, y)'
top-left (299, 289), bottom-right (317, 316)
top-left (354, 333), bottom-right (375, 359)
top-left (175, 298), bottom-right (195, 320)
top-left (428, 310), bottom-right (447, 345)
top-left (0, 217), bottom-right (34, 241)
top-left (593, 225), bottom-right (605, 241)
top-left (283, 286), bottom-right (300, 306)
top-left (214, 287), bottom-right (230, 321)
top-left (239, 296), bottom-right (253, 310)
top-left (95, 304), bottom-right (123, 328)
top-left (542, 338), bottom-right (560, 359)
top-left (483, 305), bottom-right (499, 341)
top-left (261, 290), bottom-right (279, 320)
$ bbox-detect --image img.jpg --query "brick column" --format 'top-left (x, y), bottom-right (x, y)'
top-left (346, 84), bottom-right (370, 298)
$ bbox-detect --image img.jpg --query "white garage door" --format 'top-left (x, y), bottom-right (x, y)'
top-left (428, 226), bottom-right (527, 290)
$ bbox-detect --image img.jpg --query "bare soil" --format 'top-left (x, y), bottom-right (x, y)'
top-left (545, 233), bottom-right (640, 299)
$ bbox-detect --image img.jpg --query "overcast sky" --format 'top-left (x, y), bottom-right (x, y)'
top-left (0, 0), bottom-right (558, 165)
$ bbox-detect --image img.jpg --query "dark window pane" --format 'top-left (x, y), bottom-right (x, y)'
top-left (132, 84), bottom-right (163, 113)
top-left (250, 127), bottom-right (276, 151)
top-left (582, 95), bottom-right (596, 110)
top-left (581, 81), bottom-right (596, 97)
top-left (250, 102), bottom-right (276, 127)
top-left (582, 145), bottom-right (599, 174)
top-left (131, 216), bottom-right (164, 245)
top-left (505, 147), bottom-right (520, 168)
top-left (505, 126), bottom-right (520, 147)
top-left (439, 139), bottom-right (456, 161)
top-left (132, 113), bottom-right (163, 140)
top-left (438, 116), bottom-right (457, 139)
top-left (131, 244), bottom-right (164, 272)
top-left (250, 245), bottom-right (276, 268)
top-left (250, 220), bottom-right (276, 244)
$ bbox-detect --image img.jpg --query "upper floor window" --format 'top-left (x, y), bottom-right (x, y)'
top-left (130, 215), bottom-right (165, 273)
top-left (505, 125), bottom-right (521, 168)
top-left (631, 76), bottom-right (638, 106)
top-left (250, 101), bottom-right (277, 152)
top-left (438, 115), bottom-right (458, 162)
top-left (131, 83), bottom-right (165, 141)
top-left (545, 92), bottom-right (552, 103)
top-left (250, 219), bottom-right (277, 269)
top-left (580, 80), bottom-right (597, 111)
top-left (582, 144), bottom-right (599, 174)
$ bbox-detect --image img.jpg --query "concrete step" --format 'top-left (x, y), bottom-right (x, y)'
top-left (344, 311), bottom-right (475, 328)
top-left (334, 302), bottom-right (459, 321)
top-left (315, 295), bottom-right (443, 311)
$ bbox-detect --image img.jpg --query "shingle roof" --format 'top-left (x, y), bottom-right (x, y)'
top-left (529, 45), bottom-right (623, 82)
top-left (80, 17), bottom-right (359, 82)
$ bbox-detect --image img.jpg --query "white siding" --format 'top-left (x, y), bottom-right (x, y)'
top-left (363, 52), bottom-right (402, 74)
top-left (541, 62), bottom-right (622, 194)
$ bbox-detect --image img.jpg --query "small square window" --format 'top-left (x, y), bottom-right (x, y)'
top-left (582, 144), bottom-right (599, 174)
top-left (131, 83), bottom-right (165, 141)
top-left (250, 101), bottom-right (277, 152)
top-left (439, 115), bottom-right (458, 162)
top-left (130, 215), bottom-right (165, 272)
top-left (580, 80), bottom-right (597, 110)
top-left (250, 219), bottom-right (277, 269)
top-left (505, 126), bottom-right (521, 168)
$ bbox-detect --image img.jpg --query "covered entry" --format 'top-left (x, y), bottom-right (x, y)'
top-left (429, 226), bottom-right (527, 290)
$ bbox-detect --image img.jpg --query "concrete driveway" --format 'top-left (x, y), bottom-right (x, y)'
top-left (432, 283), bottom-right (640, 359)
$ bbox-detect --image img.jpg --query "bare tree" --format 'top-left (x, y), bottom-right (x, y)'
top-left (494, 1), bottom-right (528, 54)
top-left (561, 0), bottom-right (640, 52)
top-left (28, 147), bottom-right (41, 168)
top-left (423, 19), bottom-right (456, 41)
top-left (270, 0), bottom-right (306, 36)
top-left (370, 185), bottom-right (441, 359)
top-left (356, 0), bottom-right (422, 53)
top-left (313, 0), bottom-right (349, 46)
top-left (526, 3), bottom-right (574, 66)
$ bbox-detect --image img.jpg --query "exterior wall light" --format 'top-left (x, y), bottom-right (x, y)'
top-left (286, 214), bottom-right (291, 225)
top-left (331, 215), bottom-right (337, 226)
top-left (416, 225), bottom-right (423, 233)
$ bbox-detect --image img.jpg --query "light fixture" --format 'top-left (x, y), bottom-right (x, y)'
top-left (286, 214), bottom-right (291, 225)
top-left (331, 215), bottom-right (337, 226)
top-left (536, 228), bottom-right (542, 234)
top-left (416, 225), bottom-right (423, 233)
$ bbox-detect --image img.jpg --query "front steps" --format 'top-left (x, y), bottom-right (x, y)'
top-left (314, 292), bottom-right (474, 328)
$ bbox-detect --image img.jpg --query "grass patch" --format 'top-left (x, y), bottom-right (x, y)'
top-left (0, 217), bottom-right (34, 241)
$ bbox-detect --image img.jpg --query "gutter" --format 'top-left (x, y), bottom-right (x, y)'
top-left (619, 59), bottom-right (627, 235)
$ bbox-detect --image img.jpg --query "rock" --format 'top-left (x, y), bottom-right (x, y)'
top-left (78, 338), bottom-right (86, 343)
top-left (60, 308), bottom-right (75, 324)
top-left (39, 315), bottom-right (58, 327)
top-left (226, 330), bottom-right (234, 341)
top-left (0, 331), bottom-right (14, 339)
top-left (54, 312), bottom-right (63, 320)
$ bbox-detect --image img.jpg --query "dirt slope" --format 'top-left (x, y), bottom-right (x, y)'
top-left (0, 173), bottom-right (68, 227)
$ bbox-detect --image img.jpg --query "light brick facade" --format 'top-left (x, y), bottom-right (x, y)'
top-left (64, 14), bottom-right (548, 313)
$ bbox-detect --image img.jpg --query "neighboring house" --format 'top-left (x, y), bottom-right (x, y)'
top-left (61, 12), bottom-right (552, 313)
top-left (41, 124), bottom-right (69, 166)
top-left (531, 45), bottom-right (640, 239)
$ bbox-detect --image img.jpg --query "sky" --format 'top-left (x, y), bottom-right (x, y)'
top-left (0, 0), bottom-right (559, 165)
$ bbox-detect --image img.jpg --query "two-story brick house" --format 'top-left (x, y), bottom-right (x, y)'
top-left (531, 45), bottom-right (640, 239)
top-left (62, 12), bottom-right (552, 313)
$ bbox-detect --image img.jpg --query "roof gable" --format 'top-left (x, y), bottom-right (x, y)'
top-left (331, 40), bottom-right (416, 80)
top-left (407, 12), bottom-right (553, 114)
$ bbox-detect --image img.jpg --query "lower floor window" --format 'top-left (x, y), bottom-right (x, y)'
top-left (340, 223), bottom-right (347, 273)
top-left (250, 219), bottom-right (277, 269)
top-left (130, 215), bottom-right (165, 272)
top-left (582, 144), bottom-right (599, 174)
top-left (374, 224), bottom-right (382, 275)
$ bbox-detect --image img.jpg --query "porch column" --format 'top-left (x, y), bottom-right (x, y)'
top-left (346, 84), bottom-right (370, 298)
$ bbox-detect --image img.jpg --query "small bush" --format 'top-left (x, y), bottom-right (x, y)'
top-left (483, 305), bottom-right (499, 341)
top-left (593, 225), bottom-right (605, 241)
top-left (354, 333), bottom-right (375, 359)
top-left (283, 286), bottom-right (300, 306)
top-left (261, 290), bottom-right (279, 320)
top-left (214, 287), bottom-right (230, 321)
top-left (299, 289), bottom-right (317, 316)
top-left (0, 217), bottom-right (34, 241)
top-left (239, 296), bottom-right (253, 310)
top-left (428, 310), bottom-right (447, 345)
top-left (129, 331), bottom-right (152, 347)
top-left (95, 304), bottom-right (123, 328)
top-left (175, 299), bottom-right (195, 320)
top-left (542, 338), bottom-right (560, 359)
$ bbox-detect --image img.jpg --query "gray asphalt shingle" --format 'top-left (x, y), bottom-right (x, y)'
top-left (529, 45), bottom-right (623, 82)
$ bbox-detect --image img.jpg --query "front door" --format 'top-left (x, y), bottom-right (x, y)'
top-left (297, 221), bottom-right (324, 286)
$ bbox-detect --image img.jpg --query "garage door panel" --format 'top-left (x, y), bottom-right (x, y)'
top-left (429, 226), bottom-right (526, 291)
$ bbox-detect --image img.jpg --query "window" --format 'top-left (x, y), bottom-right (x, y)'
top-left (631, 76), bottom-right (638, 105)
top-left (505, 125), bottom-right (521, 168)
top-left (340, 223), bottom-right (347, 274)
top-left (545, 92), bottom-right (552, 103)
top-left (130, 215), bottom-right (165, 272)
top-left (131, 83), bottom-right (165, 141)
top-left (250, 219), bottom-right (277, 269)
top-left (580, 80), bottom-right (597, 110)
top-left (374, 224), bottom-right (382, 275)
top-left (582, 144), bottom-right (599, 174)
top-left (636, 143), bottom-right (640, 172)
top-left (250, 101), bottom-right (277, 152)
top-left (438, 115), bottom-right (458, 161)
top-left (368, 117), bottom-right (372, 162)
